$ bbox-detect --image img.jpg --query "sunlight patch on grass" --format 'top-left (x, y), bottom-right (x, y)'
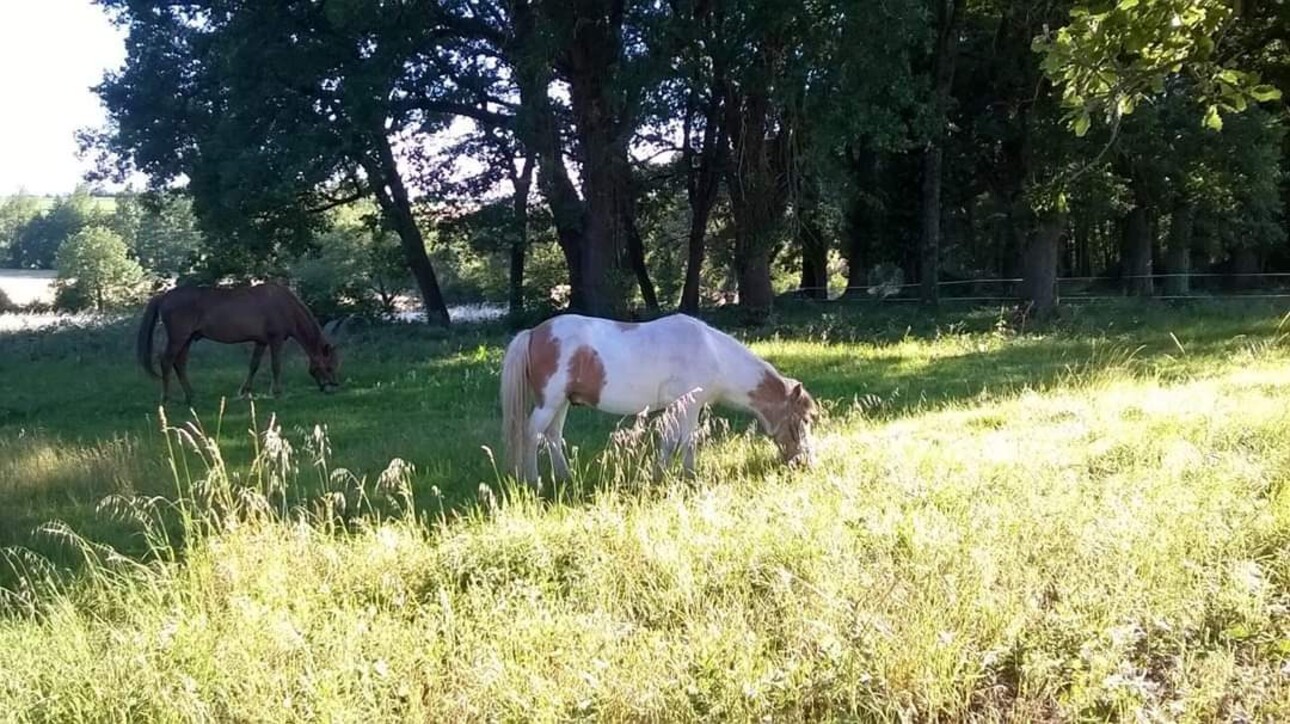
top-left (3, 351), bottom-right (1289, 720)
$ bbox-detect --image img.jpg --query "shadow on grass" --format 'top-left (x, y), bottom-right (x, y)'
top-left (1, 299), bottom-right (1286, 583)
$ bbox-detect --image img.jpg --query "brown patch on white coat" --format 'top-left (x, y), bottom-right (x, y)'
top-left (526, 322), bottom-right (561, 406)
top-left (566, 346), bottom-right (607, 406)
top-left (749, 370), bottom-right (819, 466)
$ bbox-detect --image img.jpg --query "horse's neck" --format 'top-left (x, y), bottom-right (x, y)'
top-left (711, 331), bottom-right (780, 409)
top-left (284, 293), bottom-right (325, 352)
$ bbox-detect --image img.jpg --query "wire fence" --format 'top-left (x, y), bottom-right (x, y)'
top-left (783, 272), bottom-right (1290, 305)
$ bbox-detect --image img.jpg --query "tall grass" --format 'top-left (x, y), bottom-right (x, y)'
top-left (2, 321), bottom-right (1288, 720)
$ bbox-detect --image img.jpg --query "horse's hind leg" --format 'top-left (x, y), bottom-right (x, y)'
top-left (523, 404), bottom-right (562, 488)
top-left (174, 341), bottom-right (196, 406)
top-left (239, 343), bottom-right (266, 398)
top-left (158, 336), bottom-right (186, 405)
top-left (543, 403), bottom-right (572, 483)
top-left (268, 339), bottom-right (285, 397)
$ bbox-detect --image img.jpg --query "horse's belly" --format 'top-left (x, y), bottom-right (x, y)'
top-left (592, 376), bottom-right (710, 417)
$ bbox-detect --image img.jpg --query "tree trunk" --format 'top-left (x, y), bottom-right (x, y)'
top-left (1232, 247), bottom-right (1261, 290)
top-left (1021, 213), bottom-right (1064, 316)
top-left (797, 181), bottom-right (829, 299)
top-left (1163, 203), bottom-right (1193, 297)
top-left (679, 80), bottom-right (725, 315)
top-left (618, 158), bottom-right (659, 313)
top-left (723, 73), bottom-right (789, 318)
top-left (736, 249), bottom-right (774, 314)
top-left (1121, 203), bottom-right (1153, 296)
top-left (363, 133), bottom-right (450, 327)
top-left (843, 148), bottom-right (882, 298)
top-left (919, 143), bottom-right (944, 305)
top-left (508, 155), bottom-right (536, 318)
top-left (919, 0), bottom-right (963, 306)
top-left (513, 4), bottom-right (587, 311)
top-left (559, 0), bottom-right (636, 319)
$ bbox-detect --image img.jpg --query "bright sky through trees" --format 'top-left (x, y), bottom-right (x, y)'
top-left (0, 0), bottom-right (124, 195)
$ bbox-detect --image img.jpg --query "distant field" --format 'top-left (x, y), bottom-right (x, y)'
top-left (0, 301), bottom-right (1288, 719)
top-left (0, 268), bottom-right (55, 305)
top-left (1, 194), bottom-right (117, 214)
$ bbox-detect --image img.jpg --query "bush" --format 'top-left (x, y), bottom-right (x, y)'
top-left (289, 219), bottom-right (411, 320)
top-left (0, 286), bottom-right (16, 313)
top-left (54, 226), bottom-right (148, 311)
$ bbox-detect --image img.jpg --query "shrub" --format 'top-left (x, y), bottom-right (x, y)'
top-left (53, 226), bottom-right (148, 311)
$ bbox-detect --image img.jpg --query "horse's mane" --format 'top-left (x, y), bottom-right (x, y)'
top-left (273, 283), bottom-right (327, 350)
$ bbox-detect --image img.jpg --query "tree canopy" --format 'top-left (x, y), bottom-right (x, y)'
top-left (80, 0), bottom-right (1288, 320)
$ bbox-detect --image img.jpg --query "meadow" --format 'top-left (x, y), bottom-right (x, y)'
top-left (0, 300), bottom-right (1288, 720)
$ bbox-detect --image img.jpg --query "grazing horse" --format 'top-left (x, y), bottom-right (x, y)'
top-left (500, 313), bottom-right (818, 486)
top-left (136, 282), bottom-right (341, 404)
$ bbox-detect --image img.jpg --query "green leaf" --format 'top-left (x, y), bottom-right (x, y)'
top-left (1073, 111), bottom-right (1091, 137)
top-left (1250, 84), bottom-right (1283, 102)
top-left (1117, 0), bottom-right (1139, 9)
top-left (1203, 105), bottom-right (1223, 131)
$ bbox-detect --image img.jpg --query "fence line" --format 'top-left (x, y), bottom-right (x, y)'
top-left (779, 271), bottom-right (1290, 303)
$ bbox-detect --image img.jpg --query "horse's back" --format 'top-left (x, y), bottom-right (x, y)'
top-left (535, 313), bottom-right (726, 414)
top-left (157, 283), bottom-right (293, 342)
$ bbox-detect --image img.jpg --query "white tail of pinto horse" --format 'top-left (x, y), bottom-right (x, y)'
top-left (500, 329), bottom-right (533, 477)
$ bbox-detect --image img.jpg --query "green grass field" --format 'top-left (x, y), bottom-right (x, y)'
top-left (1, 300), bottom-right (1288, 720)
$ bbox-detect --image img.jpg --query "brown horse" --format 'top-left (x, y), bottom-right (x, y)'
top-left (136, 282), bottom-right (341, 404)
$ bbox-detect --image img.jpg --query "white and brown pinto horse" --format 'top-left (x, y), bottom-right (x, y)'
top-left (500, 313), bottom-right (818, 486)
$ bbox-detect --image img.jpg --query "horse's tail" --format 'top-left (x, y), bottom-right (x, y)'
top-left (500, 329), bottom-right (532, 478)
top-left (136, 293), bottom-right (163, 379)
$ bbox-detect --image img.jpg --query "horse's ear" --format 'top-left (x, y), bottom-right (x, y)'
top-left (789, 381), bottom-right (803, 401)
top-left (322, 341), bottom-right (334, 354)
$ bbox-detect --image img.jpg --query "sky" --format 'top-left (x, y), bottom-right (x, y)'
top-left (0, 0), bottom-right (126, 197)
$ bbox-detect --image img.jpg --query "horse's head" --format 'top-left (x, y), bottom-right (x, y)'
top-left (756, 376), bottom-right (819, 468)
top-left (308, 341), bottom-right (342, 392)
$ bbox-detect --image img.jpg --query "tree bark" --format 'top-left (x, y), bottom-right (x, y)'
top-left (797, 180), bottom-right (829, 299)
top-left (843, 148), bottom-right (883, 298)
top-left (1021, 213), bottom-right (1064, 316)
top-left (513, 2), bottom-right (587, 311)
top-left (736, 250), bottom-right (774, 314)
top-left (556, 0), bottom-right (636, 319)
top-left (679, 77), bottom-right (725, 314)
top-left (362, 132), bottom-right (450, 327)
top-left (618, 159), bottom-right (659, 313)
top-left (1163, 203), bottom-right (1193, 297)
top-left (508, 155), bottom-right (536, 317)
top-left (723, 72), bottom-right (790, 318)
top-left (1121, 203), bottom-right (1153, 297)
top-left (919, 0), bottom-right (963, 306)
top-left (1232, 246), bottom-right (1261, 290)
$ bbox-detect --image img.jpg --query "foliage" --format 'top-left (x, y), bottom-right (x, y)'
top-left (82, 0), bottom-right (1289, 315)
top-left (0, 194), bottom-right (44, 263)
top-left (10, 189), bottom-right (105, 269)
top-left (53, 226), bottom-right (147, 311)
top-left (1037, 0), bottom-right (1284, 134)
top-left (289, 206), bottom-right (410, 319)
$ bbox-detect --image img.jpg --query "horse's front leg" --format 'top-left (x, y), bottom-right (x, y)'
top-left (268, 339), bottom-right (285, 398)
top-left (675, 402), bottom-right (703, 479)
top-left (239, 343), bottom-right (266, 398)
top-left (654, 409), bottom-right (681, 481)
